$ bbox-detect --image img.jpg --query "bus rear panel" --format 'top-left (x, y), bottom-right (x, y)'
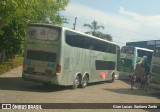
top-left (22, 24), bottom-right (61, 85)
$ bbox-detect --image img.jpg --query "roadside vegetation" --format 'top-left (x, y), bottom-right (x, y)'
top-left (0, 57), bottom-right (23, 75)
top-left (0, 0), bottom-right (69, 74)
top-left (0, 0), bottom-right (69, 62)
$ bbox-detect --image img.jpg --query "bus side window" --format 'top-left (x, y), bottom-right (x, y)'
top-left (88, 40), bottom-right (94, 50)
top-left (108, 44), bottom-right (116, 54)
top-left (65, 31), bottom-right (82, 48)
top-left (81, 36), bottom-right (90, 49)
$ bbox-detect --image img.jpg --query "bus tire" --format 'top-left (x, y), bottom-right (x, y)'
top-left (109, 74), bottom-right (115, 83)
top-left (72, 75), bottom-right (80, 89)
top-left (80, 75), bottom-right (88, 88)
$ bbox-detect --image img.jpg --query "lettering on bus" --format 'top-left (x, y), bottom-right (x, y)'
top-left (28, 27), bottom-right (60, 41)
top-left (27, 40), bottom-right (59, 46)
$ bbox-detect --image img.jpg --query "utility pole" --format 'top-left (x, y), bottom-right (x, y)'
top-left (73, 17), bottom-right (77, 30)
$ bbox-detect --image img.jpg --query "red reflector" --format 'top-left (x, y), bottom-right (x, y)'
top-left (56, 64), bottom-right (61, 73)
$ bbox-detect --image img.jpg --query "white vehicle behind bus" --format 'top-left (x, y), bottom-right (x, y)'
top-left (149, 45), bottom-right (160, 92)
top-left (22, 23), bottom-right (121, 89)
top-left (120, 46), bottom-right (153, 79)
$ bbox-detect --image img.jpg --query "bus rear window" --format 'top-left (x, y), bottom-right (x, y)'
top-left (27, 50), bottom-right (57, 62)
top-left (28, 26), bottom-right (60, 41)
top-left (121, 58), bottom-right (133, 67)
top-left (121, 47), bottom-right (134, 54)
top-left (154, 48), bottom-right (160, 57)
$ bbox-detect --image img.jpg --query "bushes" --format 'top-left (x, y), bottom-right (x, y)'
top-left (0, 57), bottom-right (23, 75)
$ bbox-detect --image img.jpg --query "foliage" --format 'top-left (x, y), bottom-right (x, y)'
top-left (83, 20), bottom-right (112, 41)
top-left (0, 21), bottom-right (26, 59)
top-left (94, 31), bottom-right (112, 41)
top-left (0, 0), bottom-right (69, 60)
top-left (0, 57), bottom-right (23, 75)
top-left (0, 0), bottom-right (69, 27)
top-left (83, 20), bottom-right (104, 35)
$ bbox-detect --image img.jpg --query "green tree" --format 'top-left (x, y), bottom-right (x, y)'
top-left (0, 0), bottom-right (69, 27)
top-left (83, 20), bottom-right (112, 41)
top-left (83, 20), bottom-right (104, 36)
top-left (0, 0), bottom-right (69, 60)
top-left (94, 31), bottom-right (112, 41)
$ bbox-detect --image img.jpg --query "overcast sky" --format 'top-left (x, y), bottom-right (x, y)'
top-left (61, 0), bottom-right (160, 47)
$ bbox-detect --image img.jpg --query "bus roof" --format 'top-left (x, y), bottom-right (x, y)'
top-left (29, 23), bottom-right (119, 47)
top-left (134, 47), bottom-right (153, 52)
top-left (122, 46), bottom-right (153, 52)
top-left (63, 27), bottom-right (119, 46)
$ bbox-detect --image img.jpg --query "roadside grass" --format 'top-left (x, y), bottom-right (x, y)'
top-left (0, 57), bottom-right (23, 75)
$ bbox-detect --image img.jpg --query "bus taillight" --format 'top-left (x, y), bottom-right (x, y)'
top-left (56, 64), bottom-right (61, 74)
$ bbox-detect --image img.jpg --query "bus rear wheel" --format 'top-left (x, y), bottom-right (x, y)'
top-left (72, 75), bottom-right (80, 89)
top-left (80, 75), bottom-right (88, 88)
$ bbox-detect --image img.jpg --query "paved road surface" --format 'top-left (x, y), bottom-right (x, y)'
top-left (0, 66), bottom-right (159, 112)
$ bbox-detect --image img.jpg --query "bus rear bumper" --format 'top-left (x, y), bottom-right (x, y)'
top-left (22, 72), bottom-right (59, 85)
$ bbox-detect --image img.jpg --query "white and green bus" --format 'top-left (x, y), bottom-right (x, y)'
top-left (22, 23), bottom-right (120, 89)
top-left (149, 45), bottom-right (160, 92)
top-left (120, 46), bottom-right (153, 79)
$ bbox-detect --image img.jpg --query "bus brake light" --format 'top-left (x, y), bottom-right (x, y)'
top-left (56, 64), bottom-right (61, 74)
